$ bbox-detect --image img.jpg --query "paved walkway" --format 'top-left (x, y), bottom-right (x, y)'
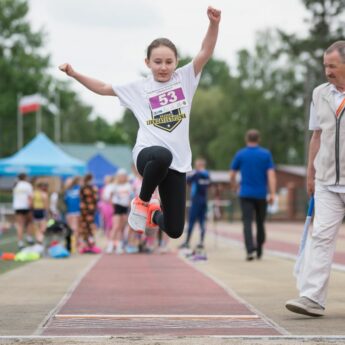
top-left (1, 221), bottom-right (345, 344)
top-left (212, 221), bottom-right (345, 266)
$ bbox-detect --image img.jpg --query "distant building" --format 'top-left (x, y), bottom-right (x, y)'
top-left (59, 142), bottom-right (133, 173)
top-left (275, 165), bottom-right (307, 220)
top-left (208, 165), bottom-right (307, 221)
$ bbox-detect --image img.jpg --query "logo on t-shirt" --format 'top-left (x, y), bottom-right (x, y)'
top-left (146, 108), bottom-right (186, 132)
top-left (146, 81), bottom-right (187, 132)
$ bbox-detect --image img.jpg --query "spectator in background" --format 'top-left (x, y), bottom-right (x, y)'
top-left (12, 173), bottom-right (34, 250)
top-left (99, 175), bottom-right (114, 239)
top-left (32, 180), bottom-right (49, 243)
top-left (105, 169), bottom-right (132, 254)
top-left (229, 129), bottom-right (276, 261)
top-left (64, 176), bottom-right (81, 250)
top-left (179, 158), bottom-right (210, 250)
top-left (49, 187), bottom-right (60, 220)
top-left (79, 173), bottom-right (100, 253)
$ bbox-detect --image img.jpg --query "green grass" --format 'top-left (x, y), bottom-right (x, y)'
top-left (0, 226), bottom-right (30, 275)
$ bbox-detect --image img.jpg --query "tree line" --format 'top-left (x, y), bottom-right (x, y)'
top-left (1, 0), bottom-right (345, 169)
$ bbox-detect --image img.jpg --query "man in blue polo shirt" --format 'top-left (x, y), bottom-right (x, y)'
top-left (229, 129), bottom-right (276, 260)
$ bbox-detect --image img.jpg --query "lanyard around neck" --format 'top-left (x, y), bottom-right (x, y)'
top-left (336, 97), bottom-right (345, 118)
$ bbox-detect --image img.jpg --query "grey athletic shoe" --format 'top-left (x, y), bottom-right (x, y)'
top-left (128, 197), bottom-right (148, 233)
top-left (285, 296), bottom-right (325, 317)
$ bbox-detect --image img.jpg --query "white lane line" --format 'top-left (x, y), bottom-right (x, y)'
top-left (3, 335), bottom-right (345, 340)
top-left (55, 314), bottom-right (260, 320)
top-left (179, 247), bottom-right (290, 336)
top-left (34, 254), bottom-right (103, 335)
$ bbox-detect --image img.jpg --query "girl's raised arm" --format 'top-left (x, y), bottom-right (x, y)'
top-left (59, 63), bottom-right (116, 96)
top-left (193, 6), bottom-right (221, 77)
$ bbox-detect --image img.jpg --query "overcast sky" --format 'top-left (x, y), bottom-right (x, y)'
top-left (28, 0), bottom-right (307, 123)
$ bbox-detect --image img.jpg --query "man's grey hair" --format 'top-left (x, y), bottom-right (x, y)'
top-left (325, 41), bottom-right (345, 63)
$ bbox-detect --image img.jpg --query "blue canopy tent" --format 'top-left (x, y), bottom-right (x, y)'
top-left (87, 153), bottom-right (118, 186)
top-left (0, 133), bottom-right (86, 177)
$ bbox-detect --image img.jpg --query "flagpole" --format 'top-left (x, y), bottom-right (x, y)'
top-left (54, 90), bottom-right (61, 143)
top-left (36, 103), bottom-right (42, 134)
top-left (17, 93), bottom-right (23, 149)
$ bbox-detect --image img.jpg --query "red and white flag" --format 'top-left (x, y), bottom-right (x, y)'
top-left (19, 94), bottom-right (42, 114)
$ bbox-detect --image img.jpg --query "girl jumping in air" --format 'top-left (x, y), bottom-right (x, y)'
top-left (59, 6), bottom-right (221, 238)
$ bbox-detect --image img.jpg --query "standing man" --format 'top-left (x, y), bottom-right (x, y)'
top-left (286, 41), bottom-right (345, 317)
top-left (229, 129), bottom-right (276, 261)
top-left (180, 158), bottom-right (210, 250)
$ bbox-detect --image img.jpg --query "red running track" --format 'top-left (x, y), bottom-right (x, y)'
top-left (215, 226), bottom-right (345, 266)
top-left (42, 253), bottom-right (281, 336)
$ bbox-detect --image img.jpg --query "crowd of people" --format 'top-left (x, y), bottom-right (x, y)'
top-left (11, 168), bottom-right (171, 255)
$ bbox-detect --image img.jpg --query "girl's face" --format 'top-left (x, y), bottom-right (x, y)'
top-left (145, 45), bottom-right (178, 82)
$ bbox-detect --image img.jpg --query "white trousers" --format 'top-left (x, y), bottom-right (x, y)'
top-left (297, 184), bottom-right (345, 307)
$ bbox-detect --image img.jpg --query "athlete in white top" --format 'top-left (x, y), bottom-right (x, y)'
top-left (59, 6), bottom-right (221, 238)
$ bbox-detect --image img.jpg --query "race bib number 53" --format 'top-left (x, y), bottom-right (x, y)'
top-left (148, 82), bottom-right (188, 116)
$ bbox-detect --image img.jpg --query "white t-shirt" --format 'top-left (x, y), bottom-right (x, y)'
top-left (309, 84), bottom-right (345, 193)
top-left (102, 183), bottom-right (114, 202)
top-left (13, 180), bottom-right (33, 210)
top-left (113, 62), bottom-right (201, 173)
top-left (104, 182), bottom-right (132, 207)
top-left (50, 192), bottom-right (59, 215)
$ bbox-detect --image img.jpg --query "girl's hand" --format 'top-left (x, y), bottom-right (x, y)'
top-left (207, 6), bottom-right (221, 24)
top-left (59, 63), bottom-right (75, 77)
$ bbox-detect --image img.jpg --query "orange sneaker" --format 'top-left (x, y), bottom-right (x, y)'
top-left (128, 197), bottom-right (148, 233)
top-left (146, 198), bottom-right (161, 228)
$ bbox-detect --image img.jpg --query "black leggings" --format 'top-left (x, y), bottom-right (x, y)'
top-left (136, 146), bottom-right (186, 239)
